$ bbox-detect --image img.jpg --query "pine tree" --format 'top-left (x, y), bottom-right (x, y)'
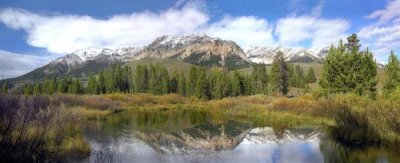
top-left (383, 51), bottom-right (400, 95)
top-left (243, 74), bottom-right (252, 95)
top-left (122, 66), bottom-right (132, 93)
top-left (214, 72), bottom-right (226, 99)
top-left (104, 68), bottom-right (115, 93)
top-left (160, 66), bottom-right (169, 94)
top-left (98, 71), bottom-right (106, 94)
top-left (319, 43), bottom-right (346, 92)
top-left (287, 64), bottom-right (295, 87)
top-left (134, 65), bottom-right (148, 93)
top-left (319, 34), bottom-right (377, 96)
top-left (269, 51), bottom-right (289, 95)
top-left (306, 67), bottom-right (316, 83)
top-left (294, 65), bottom-right (306, 88)
top-left (75, 79), bottom-right (83, 94)
top-left (33, 81), bottom-right (41, 95)
top-left (49, 77), bottom-right (57, 94)
top-left (178, 72), bottom-right (186, 96)
top-left (57, 79), bottom-right (66, 93)
top-left (187, 66), bottom-right (198, 96)
top-left (87, 75), bottom-right (99, 94)
top-left (148, 65), bottom-right (157, 94)
top-left (357, 49), bottom-right (377, 97)
top-left (113, 65), bottom-right (123, 92)
top-left (251, 64), bottom-right (268, 95)
top-left (24, 83), bottom-right (33, 95)
top-left (170, 69), bottom-right (179, 93)
top-left (232, 71), bottom-right (245, 96)
top-left (195, 67), bottom-right (210, 99)
top-left (42, 79), bottom-right (50, 94)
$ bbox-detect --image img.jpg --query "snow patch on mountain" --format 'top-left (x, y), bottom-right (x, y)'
top-left (157, 33), bottom-right (215, 48)
top-left (245, 46), bottom-right (329, 64)
top-left (71, 47), bottom-right (143, 62)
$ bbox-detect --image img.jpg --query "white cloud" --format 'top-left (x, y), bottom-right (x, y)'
top-left (358, 0), bottom-right (400, 63)
top-left (0, 6), bottom-right (276, 54)
top-left (275, 16), bottom-right (350, 49)
top-left (311, 1), bottom-right (324, 17)
top-left (206, 16), bottom-right (276, 50)
top-left (0, 50), bottom-right (51, 79)
top-left (0, 6), bottom-right (209, 54)
top-left (0, 2), bottom-right (351, 55)
top-left (366, 0), bottom-right (400, 23)
top-left (0, 0), bottom-right (357, 59)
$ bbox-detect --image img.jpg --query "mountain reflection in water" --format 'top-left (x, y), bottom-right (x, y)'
top-left (74, 109), bottom-right (400, 163)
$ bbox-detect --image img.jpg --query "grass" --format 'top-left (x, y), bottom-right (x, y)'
top-left (0, 95), bottom-right (90, 162)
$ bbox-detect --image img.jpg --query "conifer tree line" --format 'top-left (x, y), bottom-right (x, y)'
top-left (23, 77), bottom-right (84, 95)
top-left (16, 33), bottom-right (400, 99)
top-left (317, 33), bottom-right (400, 98)
top-left (21, 59), bottom-right (316, 98)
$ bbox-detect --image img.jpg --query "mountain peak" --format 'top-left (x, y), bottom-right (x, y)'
top-left (152, 33), bottom-right (218, 48)
top-left (69, 46), bottom-right (143, 62)
top-left (137, 33), bottom-right (250, 69)
top-left (72, 47), bottom-right (104, 62)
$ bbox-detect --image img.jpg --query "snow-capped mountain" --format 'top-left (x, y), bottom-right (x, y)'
top-left (68, 46), bottom-right (143, 63)
top-left (6, 33), bottom-right (333, 83)
top-left (246, 46), bottom-right (329, 64)
top-left (135, 33), bottom-right (250, 69)
top-left (7, 46), bottom-right (143, 82)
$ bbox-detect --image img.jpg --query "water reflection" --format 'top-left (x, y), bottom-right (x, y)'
top-left (80, 109), bottom-right (400, 163)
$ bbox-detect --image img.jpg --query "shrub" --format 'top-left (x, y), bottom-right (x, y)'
top-left (0, 94), bottom-right (88, 162)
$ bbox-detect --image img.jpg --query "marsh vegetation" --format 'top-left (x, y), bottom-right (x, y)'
top-left (1, 92), bottom-right (400, 162)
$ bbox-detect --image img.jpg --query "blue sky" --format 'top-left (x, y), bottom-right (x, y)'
top-left (0, 0), bottom-right (398, 78)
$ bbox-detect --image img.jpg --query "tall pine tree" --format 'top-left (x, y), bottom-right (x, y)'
top-left (306, 67), bottom-right (316, 83)
top-left (319, 34), bottom-right (377, 97)
top-left (383, 51), bottom-right (400, 95)
top-left (178, 71), bottom-right (186, 96)
top-left (269, 51), bottom-right (289, 95)
top-left (195, 67), bottom-right (210, 99)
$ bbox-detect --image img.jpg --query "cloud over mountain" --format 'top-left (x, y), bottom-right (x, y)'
top-left (0, 2), bottom-right (351, 54)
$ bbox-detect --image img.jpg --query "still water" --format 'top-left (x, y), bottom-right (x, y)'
top-left (75, 109), bottom-right (400, 163)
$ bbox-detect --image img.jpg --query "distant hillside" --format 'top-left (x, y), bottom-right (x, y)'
top-left (126, 58), bottom-right (197, 77)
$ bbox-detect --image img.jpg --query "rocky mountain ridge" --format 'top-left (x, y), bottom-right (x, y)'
top-left (50, 34), bottom-right (328, 71)
top-left (134, 33), bottom-right (251, 68)
top-left (5, 33), bottom-right (330, 83)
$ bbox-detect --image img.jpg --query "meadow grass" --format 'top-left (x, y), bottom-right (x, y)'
top-left (0, 95), bottom-right (90, 162)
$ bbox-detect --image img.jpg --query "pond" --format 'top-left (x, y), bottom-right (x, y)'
top-left (71, 108), bottom-right (400, 163)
